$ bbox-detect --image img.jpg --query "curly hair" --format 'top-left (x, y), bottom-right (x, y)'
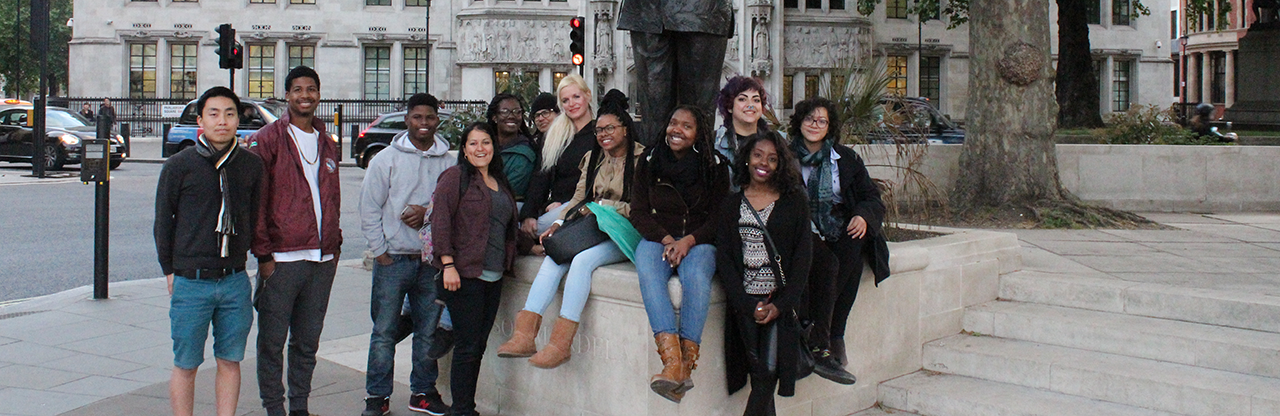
top-left (485, 93), bottom-right (532, 140)
top-left (716, 76), bottom-right (770, 129)
top-left (647, 105), bottom-right (719, 185)
top-left (788, 97), bottom-right (842, 144)
top-left (732, 130), bottom-right (802, 196)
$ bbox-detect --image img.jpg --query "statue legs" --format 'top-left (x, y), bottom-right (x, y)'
top-left (630, 31), bottom-right (728, 146)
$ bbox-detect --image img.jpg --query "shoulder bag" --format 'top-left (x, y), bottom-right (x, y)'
top-left (742, 195), bottom-right (815, 380)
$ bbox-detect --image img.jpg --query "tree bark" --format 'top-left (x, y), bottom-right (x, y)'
top-left (1056, 0), bottom-right (1106, 128)
top-left (952, 0), bottom-right (1067, 209)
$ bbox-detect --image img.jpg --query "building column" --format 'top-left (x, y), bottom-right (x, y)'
top-left (1186, 52), bottom-right (1199, 103)
top-left (275, 40), bottom-right (288, 97)
top-left (1224, 49), bottom-right (1235, 107)
top-left (156, 38), bottom-right (170, 98)
top-left (391, 41), bottom-right (404, 99)
top-left (1100, 55), bottom-right (1114, 113)
top-left (1200, 52), bottom-right (1212, 103)
top-left (908, 52), bottom-right (920, 97)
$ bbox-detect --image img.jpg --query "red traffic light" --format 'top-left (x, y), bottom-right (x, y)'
top-left (570, 17), bottom-right (583, 28)
top-left (572, 53), bottom-right (585, 66)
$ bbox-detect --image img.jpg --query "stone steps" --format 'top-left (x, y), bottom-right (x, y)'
top-left (962, 300), bottom-right (1280, 379)
top-left (923, 334), bottom-right (1280, 416)
top-left (879, 372), bottom-right (1181, 416)
top-left (999, 270), bottom-right (1280, 334)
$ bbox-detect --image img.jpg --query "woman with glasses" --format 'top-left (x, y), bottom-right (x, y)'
top-left (787, 97), bottom-right (890, 379)
top-left (496, 90), bottom-right (644, 369)
top-left (528, 92), bottom-right (559, 152)
top-left (630, 105), bottom-right (729, 402)
top-left (486, 93), bottom-right (538, 200)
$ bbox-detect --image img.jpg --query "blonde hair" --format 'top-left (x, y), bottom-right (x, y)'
top-left (540, 74), bottom-right (594, 172)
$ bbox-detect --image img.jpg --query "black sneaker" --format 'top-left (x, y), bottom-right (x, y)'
top-left (830, 337), bottom-right (848, 366)
top-left (362, 396), bottom-right (390, 416)
top-left (812, 349), bottom-right (857, 385)
top-left (427, 328), bottom-right (455, 360)
top-left (288, 410), bottom-right (313, 416)
top-left (408, 392), bottom-right (449, 415)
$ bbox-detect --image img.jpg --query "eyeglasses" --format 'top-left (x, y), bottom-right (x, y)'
top-left (534, 109), bottom-right (558, 119)
top-left (495, 108), bottom-right (522, 117)
top-left (803, 116), bottom-right (829, 128)
top-left (595, 124), bottom-right (624, 135)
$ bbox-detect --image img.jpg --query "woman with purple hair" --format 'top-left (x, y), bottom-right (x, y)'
top-left (713, 76), bottom-right (783, 168)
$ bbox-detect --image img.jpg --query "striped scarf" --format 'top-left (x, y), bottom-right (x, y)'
top-left (195, 135), bottom-right (240, 258)
top-left (793, 140), bottom-right (841, 241)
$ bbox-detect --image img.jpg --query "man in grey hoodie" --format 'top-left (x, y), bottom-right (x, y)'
top-left (359, 93), bottom-right (456, 416)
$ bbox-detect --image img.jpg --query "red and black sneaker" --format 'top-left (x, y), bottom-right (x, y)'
top-left (408, 392), bottom-right (449, 415)
top-left (362, 396), bottom-right (390, 416)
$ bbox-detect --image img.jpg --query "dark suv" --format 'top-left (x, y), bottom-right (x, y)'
top-left (352, 109), bottom-right (452, 169)
top-left (863, 97), bottom-right (965, 145)
top-left (0, 102), bottom-right (127, 170)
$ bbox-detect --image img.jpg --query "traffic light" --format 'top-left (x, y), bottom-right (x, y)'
top-left (230, 42), bottom-right (244, 69)
top-left (569, 16), bottom-right (585, 67)
top-left (215, 24), bottom-right (235, 69)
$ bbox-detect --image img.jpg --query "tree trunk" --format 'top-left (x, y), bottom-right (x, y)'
top-left (952, 0), bottom-right (1067, 209)
top-left (1056, 0), bottom-right (1106, 128)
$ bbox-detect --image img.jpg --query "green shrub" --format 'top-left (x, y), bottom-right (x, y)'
top-left (1102, 105), bottom-right (1230, 145)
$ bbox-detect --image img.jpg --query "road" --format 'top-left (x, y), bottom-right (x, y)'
top-left (0, 159), bottom-right (371, 303)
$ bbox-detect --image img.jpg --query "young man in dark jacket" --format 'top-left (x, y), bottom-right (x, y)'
top-left (155, 86), bottom-right (263, 416)
top-left (248, 66), bottom-right (341, 416)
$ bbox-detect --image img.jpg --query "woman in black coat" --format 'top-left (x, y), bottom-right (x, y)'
top-left (788, 97), bottom-right (890, 371)
top-left (715, 131), bottom-right (812, 416)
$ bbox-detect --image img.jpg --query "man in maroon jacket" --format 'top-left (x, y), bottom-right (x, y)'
top-left (247, 66), bottom-right (341, 416)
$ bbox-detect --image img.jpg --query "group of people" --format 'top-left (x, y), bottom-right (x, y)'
top-left (154, 66), bottom-right (888, 416)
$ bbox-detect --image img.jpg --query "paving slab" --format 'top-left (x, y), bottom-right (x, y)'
top-left (0, 364), bottom-right (90, 390)
top-left (1063, 252), bottom-right (1223, 274)
top-left (1204, 214), bottom-right (1280, 224)
top-left (1135, 241), bottom-right (1280, 258)
top-left (0, 388), bottom-right (103, 416)
top-left (1019, 240), bottom-right (1159, 256)
top-left (1098, 229), bottom-right (1239, 243)
top-left (1174, 224), bottom-right (1280, 243)
top-left (1137, 213), bottom-right (1234, 225)
top-left (0, 341), bottom-right (79, 365)
top-left (40, 354), bottom-right (147, 378)
top-left (880, 372), bottom-right (1179, 416)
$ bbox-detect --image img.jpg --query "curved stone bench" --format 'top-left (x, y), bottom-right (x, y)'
top-left (454, 228), bottom-right (1020, 415)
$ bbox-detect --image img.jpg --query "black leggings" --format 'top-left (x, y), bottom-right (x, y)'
top-left (807, 234), bottom-right (866, 347)
top-left (436, 277), bottom-right (502, 416)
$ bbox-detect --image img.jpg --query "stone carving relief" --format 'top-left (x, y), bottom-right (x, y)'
top-left (593, 0), bottom-right (617, 75)
top-left (458, 18), bottom-right (569, 65)
top-left (783, 25), bottom-right (872, 69)
top-left (748, 0), bottom-right (772, 76)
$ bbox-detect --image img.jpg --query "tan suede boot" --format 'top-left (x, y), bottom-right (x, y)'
top-left (496, 310), bottom-right (542, 358)
top-left (672, 338), bottom-right (700, 395)
top-left (649, 333), bottom-right (685, 402)
top-left (528, 317), bottom-right (578, 368)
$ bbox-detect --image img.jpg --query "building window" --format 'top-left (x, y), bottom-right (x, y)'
top-left (785, 0), bottom-right (797, 8)
top-left (1170, 10), bottom-right (1178, 38)
top-left (246, 45), bottom-right (275, 99)
top-left (367, 0), bottom-right (391, 4)
top-left (806, 0), bottom-right (821, 10)
top-left (805, 74), bottom-right (821, 101)
top-left (1112, 60), bottom-right (1131, 112)
top-left (1210, 52), bottom-right (1226, 103)
top-left (170, 44), bottom-right (198, 99)
top-left (830, 0), bottom-right (844, 10)
top-left (1113, 0), bottom-right (1132, 25)
top-left (404, 46), bottom-right (430, 97)
top-left (831, 74), bottom-right (846, 97)
top-left (288, 45), bottom-right (315, 70)
top-left (886, 55), bottom-right (908, 96)
top-left (886, 0), bottom-right (908, 19)
top-left (919, 56), bottom-right (941, 106)
top-left (290, 0), bottom-right (315, 4)
top-left (406, 0), bottom-right (429, 5)
top-left (783, 74), bottom-right (794, 109)
top-left (250, 0), bottom-right (276, 3)
top-left (171, 0), bottom-right (197, 2)
top-left (553, 72), bottom-right (568, 89)
top-left (1174, 55), bottom-right (1181, 97)
top-left (129, 43), bottom-right (157, 98)
top-left (364, 46), bottom-right (392, 100)
top-left (1085, 0), bottom-right (1101, 24)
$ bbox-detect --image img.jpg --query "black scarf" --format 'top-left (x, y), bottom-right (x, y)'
top-left (650, 144), bottom-right (702, 205)
top-left (195, 135), bottom-right (240, 258)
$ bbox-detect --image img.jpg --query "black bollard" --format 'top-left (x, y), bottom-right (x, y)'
top-left (120, 122), bottom-right (130, 159)
top-left (162, 123), bottom-right (172, 158)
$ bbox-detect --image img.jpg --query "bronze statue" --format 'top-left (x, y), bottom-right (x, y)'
top-left (617, 0), bottom-right (734, 145)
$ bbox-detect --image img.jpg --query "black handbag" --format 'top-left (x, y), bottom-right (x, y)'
top-left (742, 195), bottom-right (815, 380)
top-left (542, 201), bottom-right (609, 264)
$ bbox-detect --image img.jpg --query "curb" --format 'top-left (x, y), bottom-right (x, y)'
top-left (123, 158), bottom-right (360, 168)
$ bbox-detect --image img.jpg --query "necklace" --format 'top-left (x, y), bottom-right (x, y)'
top-left (288, 125), bottom-right (319, 165)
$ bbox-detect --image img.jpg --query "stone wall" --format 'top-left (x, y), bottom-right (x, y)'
top-left (461, 229), bottom-right (1020, 415)
top-left (860, 144), bottom-right (1280, 212)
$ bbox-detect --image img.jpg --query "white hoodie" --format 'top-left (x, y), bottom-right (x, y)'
top-left (359, 131), bottom-right (456, 256)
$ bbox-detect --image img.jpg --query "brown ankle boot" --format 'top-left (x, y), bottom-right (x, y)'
top-left (672, 338), bottom-right (700, 394)
top-left (497, 311), bottom-right (542, 358)
top-left (529, 317), bottom-right (578, 368)
top-left (649, 333), bottom-right (685, 402)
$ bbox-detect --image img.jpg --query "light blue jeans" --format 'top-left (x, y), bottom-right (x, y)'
top-left (634, 240), bottom-right (716, 343)
top-left (523, 240), bottom-right (627, 322)
top-left (535, 203), bottom-right (570, 234)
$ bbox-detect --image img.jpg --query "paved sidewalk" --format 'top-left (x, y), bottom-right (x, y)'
top-left (1, 214), bottom-right (1277, 415)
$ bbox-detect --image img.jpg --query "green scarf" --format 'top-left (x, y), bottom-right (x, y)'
top-left (794, 140), bottom-right (841, 241)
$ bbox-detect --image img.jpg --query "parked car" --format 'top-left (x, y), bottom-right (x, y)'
top-left (0, 102), bottom-right (126, 170)
top-left (352, 109), bottom-right (453, 169)
top-left (863, 97), bottom-right (965, 145)
top-left (163, 98), bottom-right (289, 156)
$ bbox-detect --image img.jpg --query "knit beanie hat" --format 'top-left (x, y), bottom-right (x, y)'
top-left (529, 92), bottom-right (559, 118)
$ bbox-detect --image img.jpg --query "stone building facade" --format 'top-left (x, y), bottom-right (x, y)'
top-left (1175, 0), bottom-right (1259, 116)
top-left (69, 0), bottom-right (1172, 122)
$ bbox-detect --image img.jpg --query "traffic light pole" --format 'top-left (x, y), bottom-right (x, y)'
top-left (229, 68), bottom-right (235, 90)
top-left (30, 0), bottom-right (50, 179)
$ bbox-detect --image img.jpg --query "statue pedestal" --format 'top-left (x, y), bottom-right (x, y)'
top-left (1223, 26), bottom-right (1280, 130)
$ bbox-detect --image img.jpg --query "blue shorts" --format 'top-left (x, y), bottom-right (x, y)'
top-left (170, 271), bottom-right (253, 369)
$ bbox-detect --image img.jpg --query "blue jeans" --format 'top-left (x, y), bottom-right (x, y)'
top-left (366, 255), bottom-right (441, 397)
top-left (535, 203), bottom-right (570, 234)
top-left (523, 240), bottom-right (627, 322)
top-left (170, 271), bottom-right (254, 369)
top-left (635, 240), bottom-right (716, 343)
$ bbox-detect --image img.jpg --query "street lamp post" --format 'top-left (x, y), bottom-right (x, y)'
top-left (1179, 35), bottom-right (1189, 124)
